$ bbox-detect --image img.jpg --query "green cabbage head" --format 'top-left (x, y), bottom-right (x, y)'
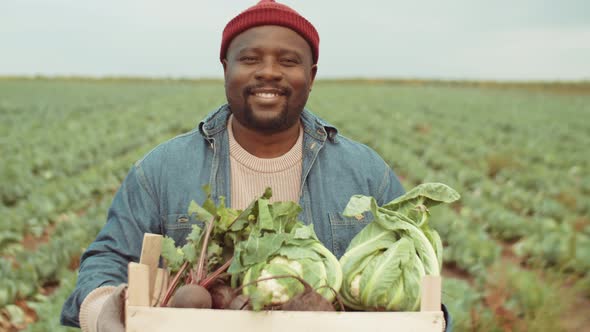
top-left (339, 182), bottom-right (460, 311)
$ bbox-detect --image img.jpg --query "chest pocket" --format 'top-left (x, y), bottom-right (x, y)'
top-left (329, 211), bottom-right (374, 259)
top-left (163, 214), bottom-right (205, 246)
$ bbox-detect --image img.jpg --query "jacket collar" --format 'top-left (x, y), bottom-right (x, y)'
top-left (199, 104), bottom-right (339, 143)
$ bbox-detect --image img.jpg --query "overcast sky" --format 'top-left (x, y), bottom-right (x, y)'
top-left (1, 0), bottom-right (589, 80)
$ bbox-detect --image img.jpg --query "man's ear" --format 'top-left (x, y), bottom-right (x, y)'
top-left (222, 59), bottom-right (228, 76)
top-left (222, 59), bottom-right (229, 86)
top-left (309, 64), bottom-right (318, 90)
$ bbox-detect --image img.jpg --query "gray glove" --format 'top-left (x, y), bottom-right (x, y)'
top-left (96, 284), bottom-right (127, 332)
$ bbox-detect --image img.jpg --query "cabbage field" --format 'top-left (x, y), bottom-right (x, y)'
top-left (1, 78), bottom-right (589, 331)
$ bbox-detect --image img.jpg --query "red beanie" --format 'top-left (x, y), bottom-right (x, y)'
top-left (220, 0), bottom-right (320, 64)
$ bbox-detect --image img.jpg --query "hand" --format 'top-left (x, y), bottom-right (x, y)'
top-left (97, 284), bottom-right (127, 332)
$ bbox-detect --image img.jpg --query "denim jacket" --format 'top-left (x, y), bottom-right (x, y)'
top-left (61, 104), bottom-right (451, 330)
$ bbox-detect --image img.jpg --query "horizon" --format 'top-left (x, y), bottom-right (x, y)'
top-left (2, 75), bottom-right (590, 84)
top-left (1, 0), bottom-right (589, 81)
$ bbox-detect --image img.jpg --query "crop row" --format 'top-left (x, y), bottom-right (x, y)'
top-left (0, 197), bottom-right (110, 307)
top-left (309, 84), bottom-right (589, 277)
top-left (0, 130), bottom-right (174, 252)
top-left (0, 81), bottom-right (224, 208)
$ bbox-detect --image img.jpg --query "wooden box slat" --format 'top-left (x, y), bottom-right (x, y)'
top-left (126, 307), bottom-right (444, 332)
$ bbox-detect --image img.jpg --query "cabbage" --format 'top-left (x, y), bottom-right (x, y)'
top-left (339, 182), bottom-right (460, 311)
top-left (228, 196), bottom-right (342, 309)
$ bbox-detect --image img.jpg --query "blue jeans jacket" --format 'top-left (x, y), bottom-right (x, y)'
top-left (61, 104), bottom-right (451, 330)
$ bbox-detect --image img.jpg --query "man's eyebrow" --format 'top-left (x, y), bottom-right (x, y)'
top-left (278, 49), bottom-right (303, 60)
top-left (235, 47), bottom-right (259, 54)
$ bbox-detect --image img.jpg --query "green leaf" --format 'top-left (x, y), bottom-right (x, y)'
top-left (181, 242), bottom-right (197, 264)
top-left (292, 224), bottom-right (314, 239)
top-left (269, 201), bottom-right (302, 233)
top-left (360, 238), bottom-right (412, 308)
top-left (241, 233), bottom-right (289, 266)
top-left (217, 197), bottom-right (240, 232)
top-left (423, 228), bottom-right (443, 271)
top-left (342, 195), bottom-right (374, 218)
top-left (188, 200), bottom-right (213, 223)
top-left (186, 224), bottom-right (203, 243)
top-left (278, 244), bottom-right (321, 261)
top-left (256, 198), bottom-right (274, 232)
top-left (382, 182), bottom-right (460, 215)
top-left (161, 236), bottom-right (185, 272)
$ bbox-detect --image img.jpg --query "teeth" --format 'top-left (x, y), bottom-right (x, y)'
top-left (255, 92), bottom-right (279, 98)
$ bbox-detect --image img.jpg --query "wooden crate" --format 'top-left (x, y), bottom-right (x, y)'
top-left (125, 234), bottom-right (444, 332)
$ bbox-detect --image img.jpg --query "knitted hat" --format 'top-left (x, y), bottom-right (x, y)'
top-left (220, 0), bottom-right (320, 64)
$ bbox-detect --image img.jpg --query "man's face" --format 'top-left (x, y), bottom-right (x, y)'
top-left (223, 25), bottom-right (317, 134)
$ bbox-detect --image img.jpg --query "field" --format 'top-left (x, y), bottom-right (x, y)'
top-left (0, 78), bottom-right (589, 331)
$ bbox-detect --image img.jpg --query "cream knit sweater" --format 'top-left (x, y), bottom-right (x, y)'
top-left (227, 115), bottom-right (303, 209)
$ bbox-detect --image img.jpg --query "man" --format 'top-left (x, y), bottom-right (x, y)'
top-left (61, 1), bottom-right (450, 331)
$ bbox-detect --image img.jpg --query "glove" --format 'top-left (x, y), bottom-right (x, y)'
top-left (96, 284), bottom-right (127, 332)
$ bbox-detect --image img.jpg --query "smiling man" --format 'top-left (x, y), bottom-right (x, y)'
top-left (61, 1), bottom-right (450, 331)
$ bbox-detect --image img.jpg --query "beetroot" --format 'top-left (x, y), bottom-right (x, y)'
top-left (228, 294), bottom-right (251, 310)
top-left (280, 279), bottom-right (336, 312)
top-left (160, 216), bottom-right (235, 308)
top-left (169, 284), bottom-right (213, 309)
top-left (210, 283), bottom-right (236, 309)
top-left (281, 289), bottom-right (335, 311)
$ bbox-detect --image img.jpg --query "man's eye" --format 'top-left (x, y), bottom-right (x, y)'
top-left (281, 58), bottom-right (298, 65)
top-left (240, 56), bottom-right (258, 63)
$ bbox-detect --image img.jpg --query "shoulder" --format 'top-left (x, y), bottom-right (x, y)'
top-left (327, 135), bottom-right (404, 202)
top-left (326, 132), bottom-right (390, 172)
top-left (301, 108), bottom-right (391, 173)
top-left (134, 105), bottom-right (229, 168)
top-left (302, 110), bottom-right (404, 202)
top-left (332, 134), bottom-right (381, 157)
top-left (134, 128), bottom-right (207, 168)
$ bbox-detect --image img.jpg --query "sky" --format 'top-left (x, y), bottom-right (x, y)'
top-left (1, 0), bottom-right (589, 81)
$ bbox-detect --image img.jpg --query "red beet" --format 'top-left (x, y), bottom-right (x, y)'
top-left (210, 283), bottom-right (236, 309)
top-left (169, 284), bottom-right (213, 309)
top-left (281, 289), bottom-right (335, 311)
top-left (228, 294), bottom-right (251, 310)
top-left (280, 279), bottom-right (335, 311)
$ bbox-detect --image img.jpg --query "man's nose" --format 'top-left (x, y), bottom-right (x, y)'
top-left (255, 59), bottom-right (282, 81)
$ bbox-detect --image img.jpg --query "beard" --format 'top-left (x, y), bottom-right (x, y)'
top-left (229, 84), bottom-right (303, 135)
top-left (239, 99), bottom-right (294, 134)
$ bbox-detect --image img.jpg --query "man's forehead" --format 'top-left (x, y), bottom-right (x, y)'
top-left (233, 26), bottom-right (306, 43)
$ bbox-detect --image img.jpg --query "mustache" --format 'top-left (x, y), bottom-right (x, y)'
top-left (244, 84), bottom-right (291, 97)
